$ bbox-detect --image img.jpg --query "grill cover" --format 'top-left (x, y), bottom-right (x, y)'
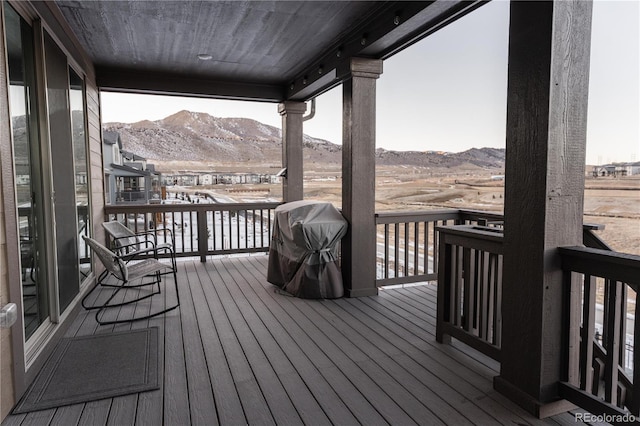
top-left (267, 200), bottom-right (347, 298)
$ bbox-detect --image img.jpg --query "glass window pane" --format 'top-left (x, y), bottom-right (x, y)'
top-left (69, 68), bottom-right (92, 281)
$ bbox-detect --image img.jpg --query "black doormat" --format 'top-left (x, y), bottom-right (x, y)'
top-left (13, 327), bottom-right (159, 414)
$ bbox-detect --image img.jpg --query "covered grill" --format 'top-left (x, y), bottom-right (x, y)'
top-left (267, 200), bottom-right (347, 298)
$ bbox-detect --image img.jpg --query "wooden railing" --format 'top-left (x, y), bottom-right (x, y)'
top-left (435, 225), bottom-right (504, 361)
top-left (374, 209), bottom-right (503, 286)
top-left (431, 221), bottom-right (622, 367)
top-left (104, 202), bottom-right (280, 261)
top-left (559, 246), bottom-right (640, 418)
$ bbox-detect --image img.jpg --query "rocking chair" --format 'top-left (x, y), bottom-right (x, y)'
top-left (81, 235), bottom-right (180, 325)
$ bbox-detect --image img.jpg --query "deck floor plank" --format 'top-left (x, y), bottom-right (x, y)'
top-left (218, 259), bottom-right (333, 426)
top-left (238, 256), bottom-right (391, 425)
top-left (319, 299), bottom-right (484, 425)
top-left (77, 399), bottom-right (111, 426)
top-left (133, 295), bottom-right (165, 426)
top-left (180, 261), bottom-right (219, 426)
top-left (212, 258), bottom-right (304, 426)
top-left (350, 295), bottom-right (539, 425)
top-left (188, 261), bottom-right (247, 426)
top-left (340, 296), bottom-right (532, 426)
top-left (239, 259), bottom-right (423, 425)
top-left (3, 254), bottom-right (588, 426)
top-left (198, 259), bottom-right (275, 426)
top-left (49, 405), bottom-right (84, 426)
top-left (161, 263), bottom-right (191, 426)
top-left (232, 257), bottom-right (363, 426)
top-left (295, 296), bottom-right (444, 425)
top-left (15, 409), bottom-right (54, 426)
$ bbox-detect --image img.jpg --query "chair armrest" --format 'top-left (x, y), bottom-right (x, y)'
top-left (131, 229), bottom-right (159, 242)
top-left (118, 244), bottom-right (174, 263)
top-left (112, 238), bottom-right (156, 254)
top-left (152, 227), bottom-right (175, 247)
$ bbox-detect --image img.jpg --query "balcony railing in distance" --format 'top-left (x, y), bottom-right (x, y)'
top-left (104, 202), bottom-right (281, 262)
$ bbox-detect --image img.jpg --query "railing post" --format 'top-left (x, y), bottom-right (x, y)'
top-left (197, 209), bottom-right (208, 262)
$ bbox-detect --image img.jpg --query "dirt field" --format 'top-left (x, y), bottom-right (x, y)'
top-left (172, 163), bottom-right (639, 256)
top-left (305, 169), bottom-right (639, 255)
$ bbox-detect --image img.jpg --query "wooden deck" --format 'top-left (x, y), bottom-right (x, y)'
top-left (4, 255), bottom-right (585, 426)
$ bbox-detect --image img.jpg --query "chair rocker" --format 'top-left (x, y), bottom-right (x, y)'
top-left (81, 235), bottom-right (180, 325)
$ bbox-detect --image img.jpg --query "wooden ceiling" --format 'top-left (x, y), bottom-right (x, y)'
top-left (53, 1), bottom-right (485, 102)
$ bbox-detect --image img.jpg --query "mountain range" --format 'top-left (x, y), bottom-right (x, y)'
top-left (103, 110), bottom-right (505, 170)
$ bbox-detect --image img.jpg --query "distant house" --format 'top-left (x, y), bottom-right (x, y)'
top-left (592, 163), bottom-right (635, 177)
top-left (199, 174), bottom-right (214, 185)
top-left (623, 162), bottom-right (640, 176)
top-left (103, 131), bottom-right (161, 204)
top-left (166, 173), bottom-right (199, 186)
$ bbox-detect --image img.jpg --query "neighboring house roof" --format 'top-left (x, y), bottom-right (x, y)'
top-left (109, 163), bottom-right (151, 177)
top-left (103, 131), bottom-right (122, 149)
top-left (121, 150), bottom-right (146, 161)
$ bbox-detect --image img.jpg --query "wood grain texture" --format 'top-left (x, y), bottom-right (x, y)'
top-left (279, 101), bottom-right (305, 202)
top-left (499, 0), bottom-right (593, 411)
top-left (341, 59), bottom-right (382, 297)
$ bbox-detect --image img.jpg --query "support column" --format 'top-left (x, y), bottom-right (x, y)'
top-left (494, 1), bottom-right (592, 418)
top-left (341, 58), bottom-right (383, 297)
top-left (278, 101), bottom-right (306, 202)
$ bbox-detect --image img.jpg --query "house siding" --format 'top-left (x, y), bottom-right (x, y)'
top-left (86, 82), bottom-right (105, 248)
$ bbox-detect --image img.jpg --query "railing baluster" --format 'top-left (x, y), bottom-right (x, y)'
top-left (244, 209), bottom-right (248, 249)
top-left (394, 223), bottom-right (399, 279)
top-left (227, 209), bottom-right (232, 249)
top-left (252, 210), bottom-right (256, 248)
top-left (619, 285), bottom-right (628, 370)
top-left (633, 290), bottom-right (640, 415)
top-left (479, 251), bottom-right (489, 340)
top-left (454, 245), bottom-right (463, 327)
top-left (404, 222), bottom-right (409, 277)
top-left (384, 224), bottom-right (389, 280)
top-left (495, 254), bottom-right (503, 348)
top-left (580, 274), bottom-right (596, 391)
top-left (213, 210), bottom-right (218, 250)
top-left (197, 209), bottom-right (207, 262)
top-left (423, 220), bottom-right (428, 275)
top-left (414, 222), bottom-right (419, 275)
top-left (604, 279), bottom-right (622, 406)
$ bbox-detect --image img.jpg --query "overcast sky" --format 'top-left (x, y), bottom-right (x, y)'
top-left (101, 0), bottom-right (639, 165)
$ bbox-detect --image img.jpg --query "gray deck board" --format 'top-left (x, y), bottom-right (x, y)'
top-left (2, 254), bottom-right (585, 426)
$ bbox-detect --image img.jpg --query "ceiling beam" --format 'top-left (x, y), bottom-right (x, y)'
top-left (287, 0), bottom-right (486, 101)
top-left (96, 67), bottom-right (285, 102)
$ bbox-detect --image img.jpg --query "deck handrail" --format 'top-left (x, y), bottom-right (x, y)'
top-left (104, 202), bottom-right (281, 261)
top-left (559, 246), bottom-right (640, 418)
top-left (435, 225), bottom-right (504, 361)
top-left (374, 209), bottom-right (502, 286)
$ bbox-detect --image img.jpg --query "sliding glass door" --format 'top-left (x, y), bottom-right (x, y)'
top-left (5, 4), bottom-right (49, 339)
top-left (43, 32), bottom-right (80, 312)
top-left (4, 4), bottom-right (93, 341)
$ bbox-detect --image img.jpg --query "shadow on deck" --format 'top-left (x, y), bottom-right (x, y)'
top-left (4, 254), bottom-right (585, 425)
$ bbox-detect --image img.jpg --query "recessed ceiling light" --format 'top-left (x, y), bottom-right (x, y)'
top-left (198, 54), bottom-right (212, 61)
